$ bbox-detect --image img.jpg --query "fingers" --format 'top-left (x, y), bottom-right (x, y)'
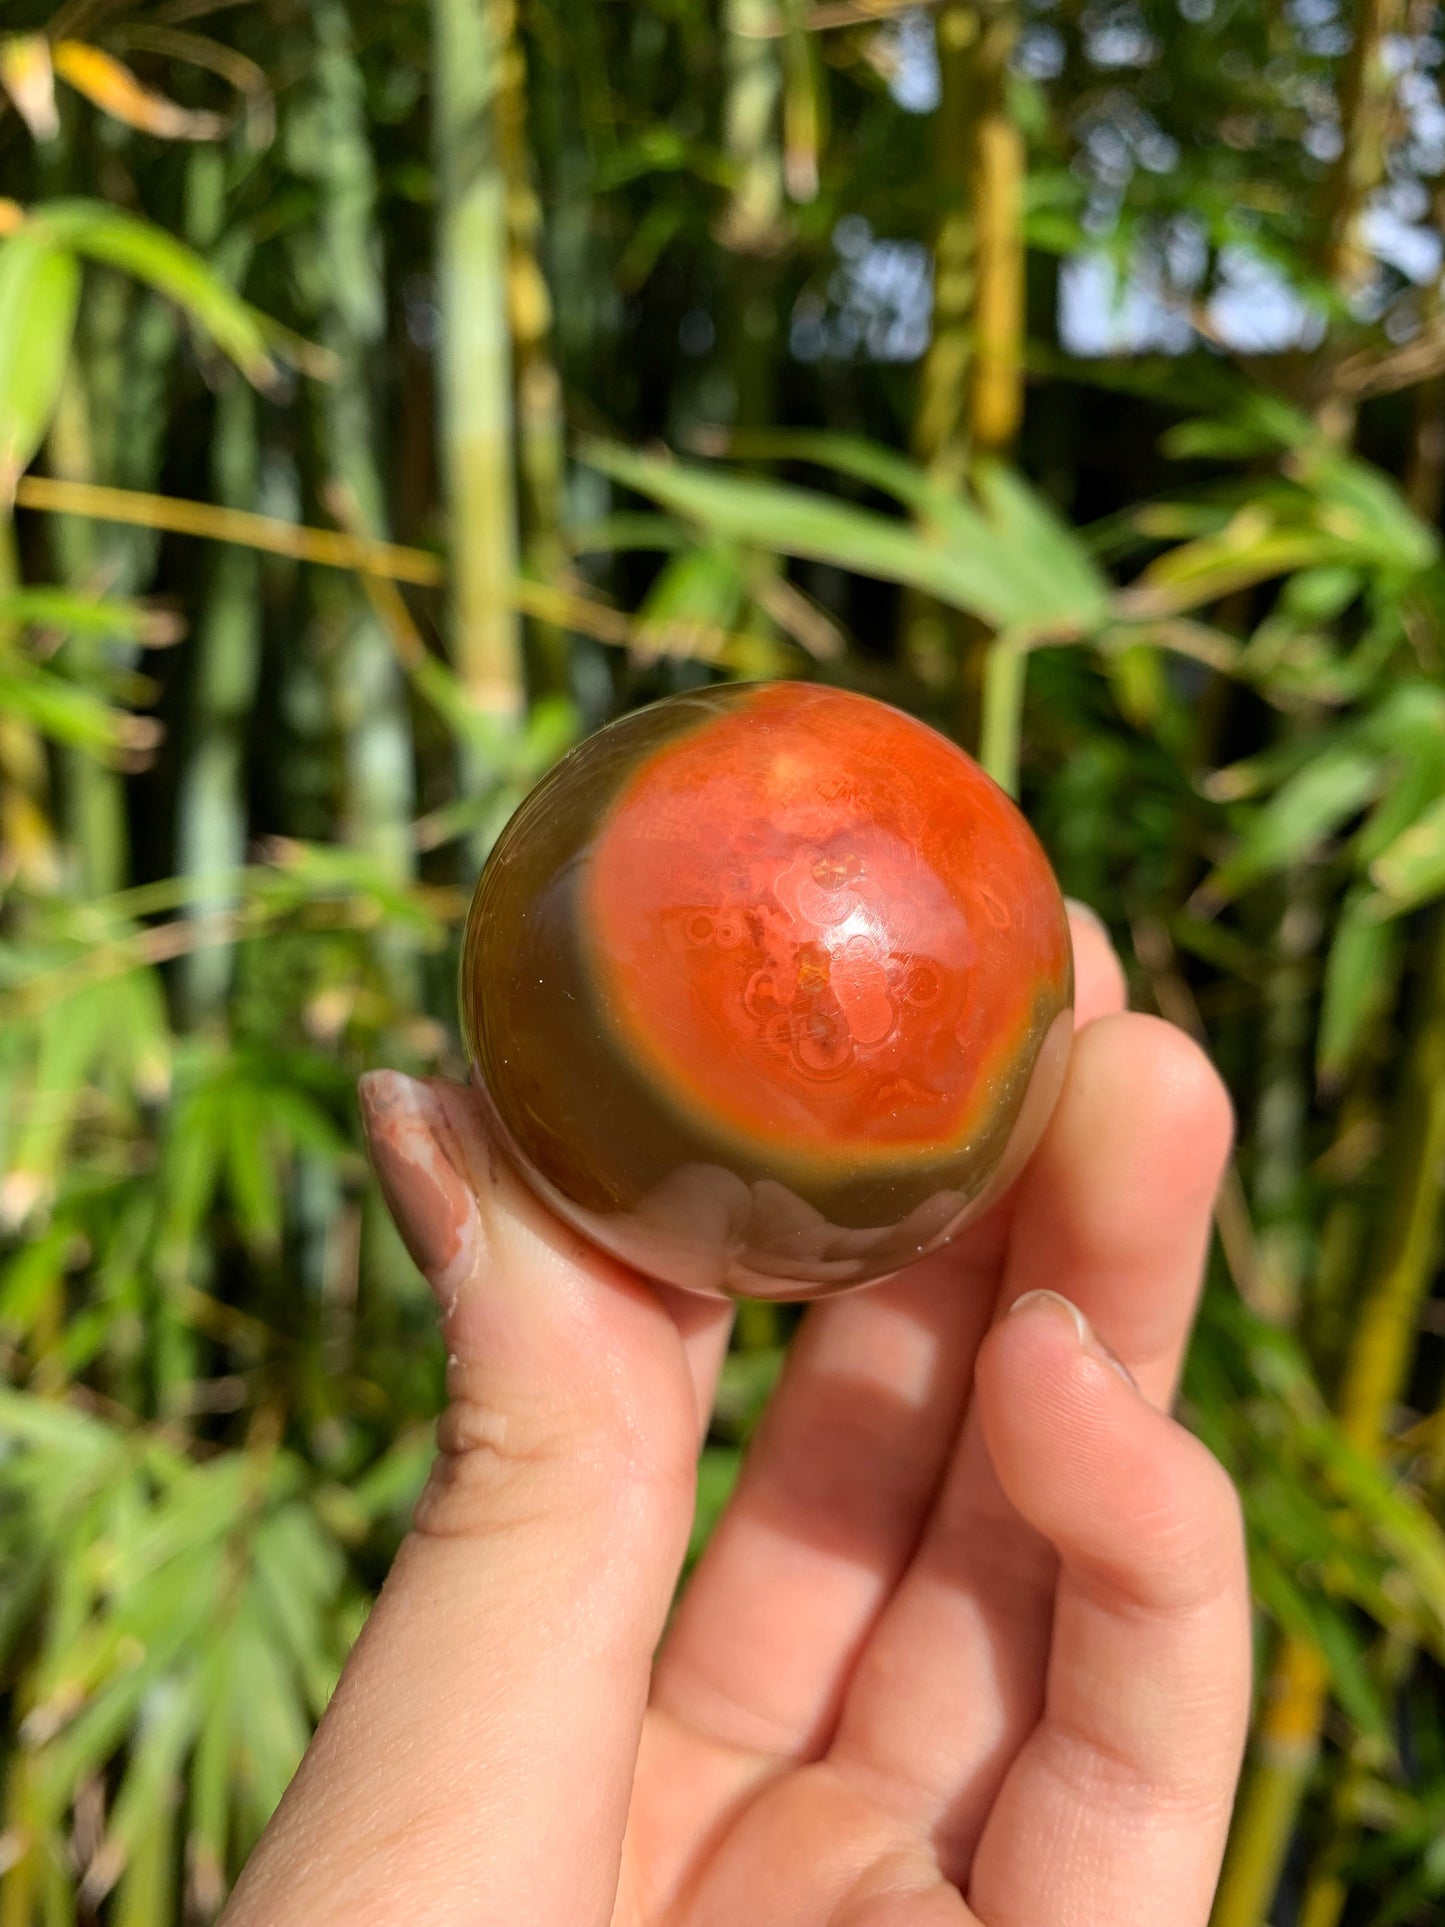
top-left (828, 1014), bottom-right (1233, 1873)
top-left (223, 1073), bottom-right (701, 1927)
top-left (966, 1293), bottom-right (1251, 1927)
top-left (652, 1237), bottom-right (1007, 1761)
top-left (999, 1011), bottom-right (1234, 1403)
top-left (647, 907), bottom-right (1126, 1783)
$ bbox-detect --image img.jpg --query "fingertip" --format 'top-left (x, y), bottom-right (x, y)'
top-left (359, 1070), bottom-right (485, 1303)
top-left (1066, 900), bottom-right (1128, 1027)
top-left (978, 1290), bottom-right (1245, 1615)
top-left (1035, 1010), bottom-right (1234, 1216)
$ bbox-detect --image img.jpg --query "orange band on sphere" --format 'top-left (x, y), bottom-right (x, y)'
top-left (581, 683), bottom-right (1070, 1171)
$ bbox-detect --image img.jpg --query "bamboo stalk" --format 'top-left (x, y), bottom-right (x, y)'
top-left (495, 0), bottom-right (569, 693)
top-left (908, 1), bottom-right (1021, 713)
top-left (912, 0), bottom-right (977, 490)
top-left (47, 356), bottom-right (129, 898)
top-left (720, 0), bottom-right (785, 431)
top-left (433, 0), bottom-right (524, 716)
top-left (1213, 912), bottom-right (1445, 1927)
top-left (0, 515), bottom-right (59, 890)
top-left (170, 147), bottom-right (257, 1026)
top-left (175, 374), bottom-right (260, 1025)
top-left (304, 0), bottom-right (418, 1008)
top-left (967, 7), bottom-right (1022, 456)
top-left (1321, 0), bottom-right (1405, 294)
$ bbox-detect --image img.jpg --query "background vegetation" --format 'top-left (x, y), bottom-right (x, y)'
top-left (0, 0), bottom-right (1443, 1920)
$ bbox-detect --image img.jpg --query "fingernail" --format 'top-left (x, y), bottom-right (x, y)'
top-left (1063, 896), bottom-right (1110, 939)
top-left (359, 1070), bottom-right (485, 1311)
top-left (1007, 1288), bottom-right (1139, 1392)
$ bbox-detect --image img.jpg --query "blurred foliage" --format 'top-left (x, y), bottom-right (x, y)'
top-left (0, 0), bottom-right (1443, 1921)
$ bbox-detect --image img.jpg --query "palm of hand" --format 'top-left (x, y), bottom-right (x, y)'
top-left (611, 1170), bottom-right (1240, 1927)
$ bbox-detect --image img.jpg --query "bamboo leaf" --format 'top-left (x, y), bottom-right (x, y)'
top-left (26, 202), bottom-right (292, 385)
top-left (0, 658), bottom-right (158, 761)
top-left (1207, 746), bottom-right (1386, 900)
top-left (52, 41), bottom-right (228, 142)
top-left (0, 230), bottom-right (79, 504)
top-left (0, 34), bottom-right (58, 141)
top-left (0, 587), bottom-right (181, 644)
top-left (1369, 796), bottom-right (1445, 918)
top-left (1318, 888), bottom-right (1399, 1087)
top-left (93, 1674), bottom-right (200, 1912)
top-left (583, 439), bottom-right (1108, 635)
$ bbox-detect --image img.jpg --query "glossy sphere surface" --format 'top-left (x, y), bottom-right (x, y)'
top-left (461, 682), bottom-right (1073, 1298)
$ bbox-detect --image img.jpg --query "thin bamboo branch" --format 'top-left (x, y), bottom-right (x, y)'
top-left (14, 475), bottom-right (445, 583)
top-left (14, 473), bottom-right (755, 663)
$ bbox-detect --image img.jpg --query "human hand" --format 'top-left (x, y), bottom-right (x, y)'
top-left (221, 908), bottom-right (1250, 1927)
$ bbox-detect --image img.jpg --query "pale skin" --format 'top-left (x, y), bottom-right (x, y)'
top-left (222, 910), bottom-right (1252, 1927)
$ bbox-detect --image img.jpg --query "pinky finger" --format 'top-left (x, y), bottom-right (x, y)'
top-left (966, 1290), bottom-right (1252, 1927)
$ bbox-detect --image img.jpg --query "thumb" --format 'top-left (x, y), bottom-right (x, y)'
top-left (222, 1071), bottom-right (701, 1927)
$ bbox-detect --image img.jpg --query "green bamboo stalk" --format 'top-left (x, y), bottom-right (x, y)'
top-left (720, 0), bottom-right (785, 431)
top-left (1213, 911), bottom-right (1445, 1927)
top-left (173, 147), bottom-right (258, 1026)
top-left (1250, 876), bottom-right (1320, 1325)
top-left (433, 0), bottom-right (524, 717)
top-left (908, 2), bottom-right (1020, 712)
top-left (496, 0), bottom-right (568, 694)
top-left (0, 514), bottom-right (59, 889)
top-left (47, 340), bottom-right (128, 898)
top-left (176, 375), bottom-right (260, 1026)
top-left (309, 0), bottom-right (418, 929)
top-left (913, 1), bottom-right (979, 490)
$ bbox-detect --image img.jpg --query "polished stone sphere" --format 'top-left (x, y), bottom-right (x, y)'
top-left (460, 681), bottom-right (1073, 1299)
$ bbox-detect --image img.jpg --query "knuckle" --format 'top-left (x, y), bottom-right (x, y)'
top-left (411, 1364), bottom-right (693, 1544)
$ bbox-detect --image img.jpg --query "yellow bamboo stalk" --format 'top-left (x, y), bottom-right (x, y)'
top-left (969, 10), bottom-right (1023, 455)
top-left (1213, 914), bottom-right (1445, 1927)
top-left (1323, 0), bottom-right (1405, 293)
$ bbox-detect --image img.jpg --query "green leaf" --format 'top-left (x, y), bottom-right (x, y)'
top-left (637, 542), bottom-right (747, 652)
top-left (582, 439), bottom-right (1110, 638)
top-left (1318, 888), bottom-right (1399, 1087)
top-left (29, 201), bottom-right (279, 385)
top-left (1369, 795), bottom-right (1445, 917)
top-left (0, 657), bottom-right (152, 760)
top-left (0, 229), bottom-right (79, 502)
top-left (1209, 745), bottom-right (1386, 899)
top-left (0, 587), bottom-right (175, 642)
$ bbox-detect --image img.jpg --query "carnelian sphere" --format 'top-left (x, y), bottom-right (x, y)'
top-left (460, 681), bottom-right (1073, 1299)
